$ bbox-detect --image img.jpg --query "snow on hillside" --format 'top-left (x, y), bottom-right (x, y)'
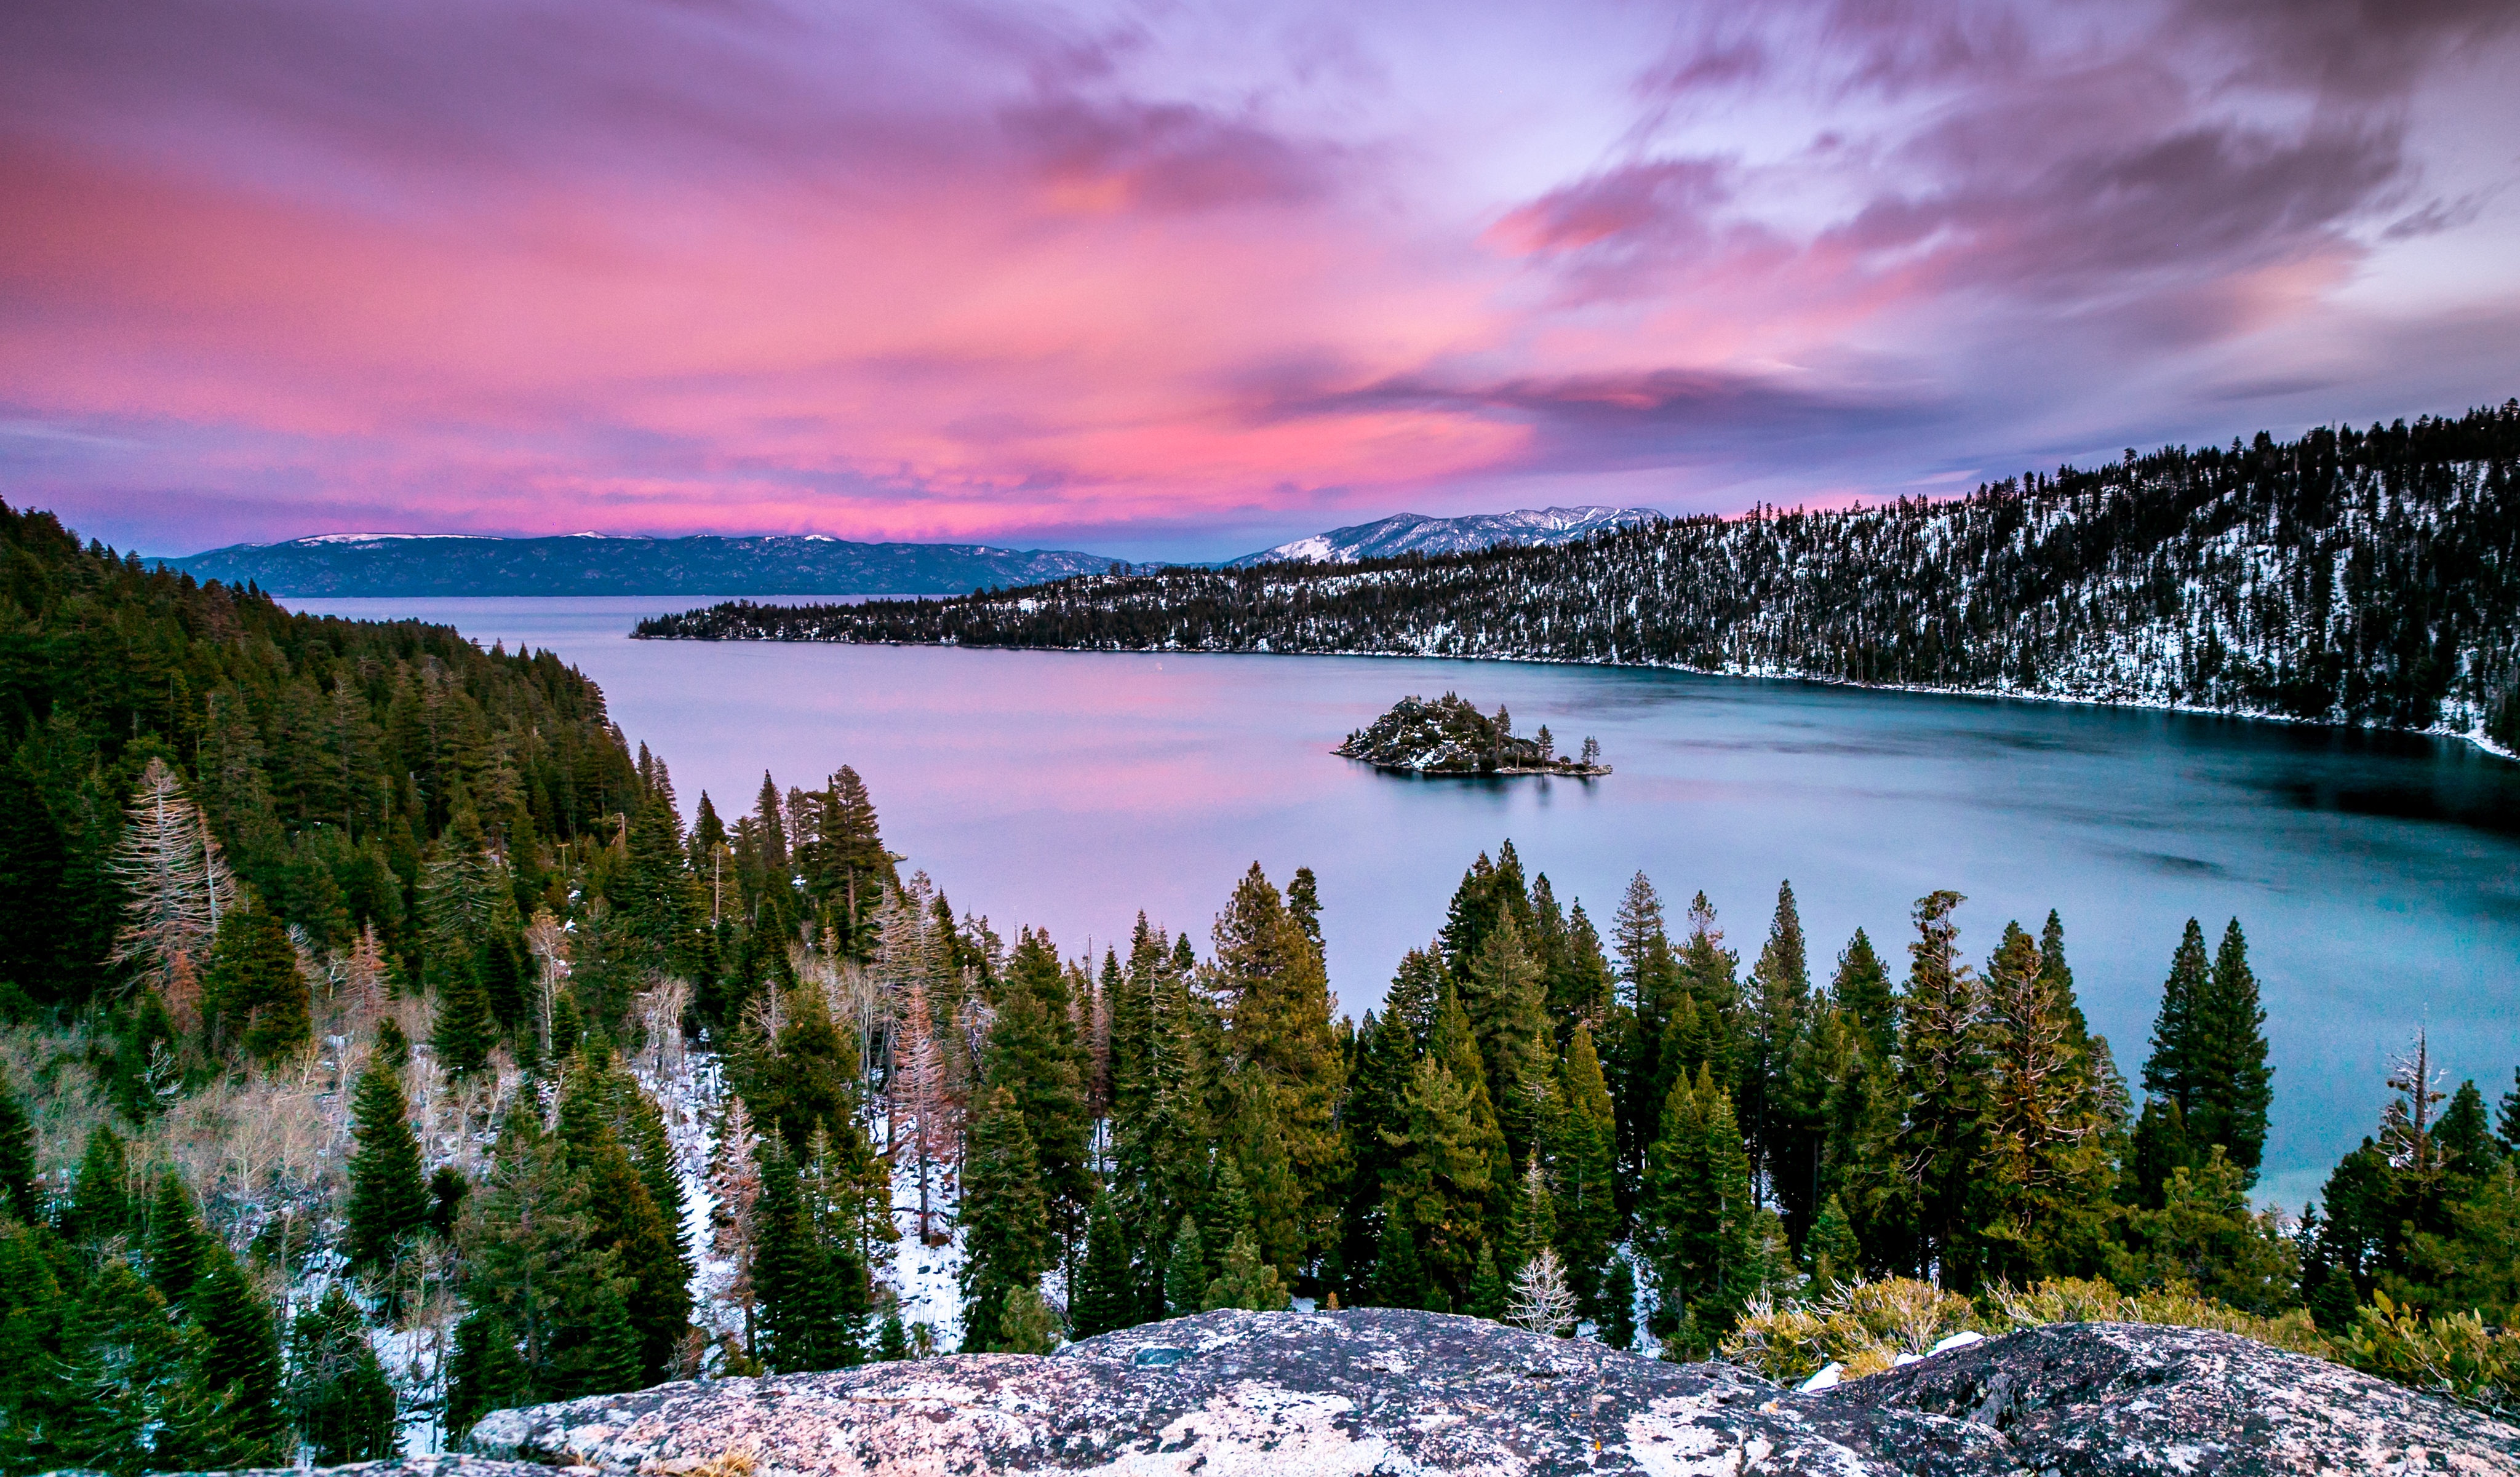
top-left (1227, 506), bottom-right (1659, 567)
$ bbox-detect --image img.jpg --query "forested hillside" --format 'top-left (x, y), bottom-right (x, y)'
top-left (9, 492), bottom-right (2520, 1476)
top-left (642, 404), bottom-right (2520, 752)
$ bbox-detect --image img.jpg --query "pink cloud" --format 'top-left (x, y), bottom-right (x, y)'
top-left (0, 0), bottom-right (2512, 559)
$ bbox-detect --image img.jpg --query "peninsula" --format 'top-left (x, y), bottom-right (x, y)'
top-left (1337, 692), bottom-right (1608, 776)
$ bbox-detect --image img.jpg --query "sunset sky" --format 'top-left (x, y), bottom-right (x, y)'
top-left (4, 0), bottom-right (2514, 561)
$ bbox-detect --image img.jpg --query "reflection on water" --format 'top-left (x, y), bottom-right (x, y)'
top-left (290, 596), bottom-right (2520, 1208)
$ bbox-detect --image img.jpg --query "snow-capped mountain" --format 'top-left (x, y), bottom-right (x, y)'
top-left (1225, 506), bottom-right (1659, 567)
top-left (162, 531), bottom-right (1129, 597)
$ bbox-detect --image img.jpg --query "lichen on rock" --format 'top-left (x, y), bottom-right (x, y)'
top-left (431, 1309), bottom-right (2520, 1476)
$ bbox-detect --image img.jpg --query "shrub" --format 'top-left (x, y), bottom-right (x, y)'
top-left (1722, 1277), bottom-right (1982, 1383)
top-left (2340, 1292), bottom-right (2520, 1416)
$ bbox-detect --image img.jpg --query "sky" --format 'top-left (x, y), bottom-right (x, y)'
top-left (3, 0), bottom-right (2515, 562)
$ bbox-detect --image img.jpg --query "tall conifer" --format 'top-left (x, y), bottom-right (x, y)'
top-left (345, 1055), bottom-right (430, 1277)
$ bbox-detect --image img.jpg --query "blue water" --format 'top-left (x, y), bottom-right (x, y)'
top-left (292, 595), bottom-right (2520, 1208)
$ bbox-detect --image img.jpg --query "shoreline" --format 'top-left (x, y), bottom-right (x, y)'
top-left (636, 629), bottom-right (2520, 765)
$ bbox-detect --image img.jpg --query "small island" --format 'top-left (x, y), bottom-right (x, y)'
top-left (1337, 692), bottom-right (1608, 776)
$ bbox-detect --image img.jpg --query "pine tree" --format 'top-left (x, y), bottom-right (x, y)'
top-left (1368, 1209), bottom-right (1427, 1310)
top-left (1504, 1155), bottom-right (1557, 1276)
top-left (1831, 929), bottom-right (1895, 1062)
top-left (1382, 989), bottom-right (1509, 1300)
top-left (959, 1087), bottom-right (1051, 1352)
top-left (445, 1310), bottom-right (528, 1441)
top-left (1210, 864), bottom-right (1348, 1266)
top-left (877, 1311), bottom-right (909, 1361)
top-left (1203, 1228), bottom-right (1290, 1312)
top-left (1640, 1065), bottom-right (1756, 1337)
top-left (432, 952), bottom-right (498, 1076)
top-left (0, 1068), bottom-right (39, 1225)
top-left (1163, 1218), bottom-right (1209, 1318)
top-left (2188, 918), bottom-right (2274, 1182)
top-left (1741, 880), bottom-right (1809, 1194)
top-left (1897, 891), bottom-right (1983, 1277)
top-left (1552, 1026), bottom-right (1620, 1316)
top-left (1460, 914), bottom-right (1552, 1159)
top-left (289, 1285), bottom-right (397, 1463)
top-left (1970, 922), bottom-right (2114, 1285)
top-left (997, 1285), bottom-right (1061, 1354)
top-left (752, 1135), bottom-right (840, 1373)
top-left (345, 1054), bottom-right (430, 1278)
top-left (189, 1241), bottom-right (285, 1462)
top-left (1600, 1252), bottom-right (1638, 1350)
top-left (1071, 1190), bottom-right (1136, 1337)
top-left (205, 904), bottom-right (310, 1062)
top-left (145, 1171), bottom-right (209, 1310)
top-left (1464, 1243), bottom-right (1507, 1321)
top-left (2142, 919), bottom-right (2211, 1115)
top-left (1804, 1194), bottom-right (1859, 1291)
top-left (63, 1126), bottom-right (132, 1246)
top-left (988, 930), bottom-right (1093, 1251)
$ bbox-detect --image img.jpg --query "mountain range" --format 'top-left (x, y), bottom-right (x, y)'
top-left (1224, 506), bottom-right (1657, 566)
top-left (159, 532), bottom-right (1128, 597)
top-left (159, 508), bottom-right (1664, 595)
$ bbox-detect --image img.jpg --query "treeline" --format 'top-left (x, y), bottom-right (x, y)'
top-left (642, 402), bottom-right (2520, 750)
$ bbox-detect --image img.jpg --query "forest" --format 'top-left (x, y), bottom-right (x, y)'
top-left (4, 492), bottom-right (2520, 1475)
top-left (641, 403), bottom-right (2520, 752)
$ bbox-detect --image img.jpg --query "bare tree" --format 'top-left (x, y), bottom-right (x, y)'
top-left (892, 969), bottom-right (951, 1244)
top-left (1508, 1247), bottom-right (1578, 1337)
top-left (107, 758), bottom-right (237, 993)
top-left (522, 907), bottom-right (570, 1056)
top-left (709, 1096), bottom-right (764, 1344)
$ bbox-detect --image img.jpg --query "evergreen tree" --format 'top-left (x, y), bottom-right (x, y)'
top-left (1203, 1228), bottom-right (1290, 1312)
top-left (1830, 929), bottom-right (1895, 1062)
top-left (752, 1136), bottom-right (840, 1373)
top-left (0, 1069), bottom-right (38, 1224)
top-left (1368, 1209), bottom-right (1427, 1310)
top-left (1210, 864), bottom-right (1348, 1265)
top-left (144, 1171), bottom-right (209, 1310)
top-left (1804, 1195), bottom-right (1859, 1291)
top-left (1552, 1025), bottom-right (1620, 1316)
top-left (1741, 880), bottom-right (1809, 1193)
top-left (1163, 1218), bottom-right (1209, 1318)
top-left (877, 1312), bottom-right (909, 1361)
top-left (289, 1285), bottom-right (397, 1463)
top-left (1640, 1065), bottom-right (1755, 1339)
top-left (345, 1054), bottom-right (429, 1278)
top-left (445, 1310), bottom-right (528, 1441)
top-left (1896, 891), bottom-right (1983, 1278)
top-left (997, 1285), bottom-right (1061, 1354)
top-left (960, 1087), bottom-right (1051, 1352)
top-left (1382, 988), bottom-right (1508, 1300)
top-left (989, 930), bottom-right (1094, 1250)
top-left (1459, 913), bottom-right (1552, 1158)
top-left (1464, 1243), bottom-right (1506, 1321)
top-left (1504, 1155), bottom-right (1557, 1276)
top-left (205, 904), bottom-right (311, 1063)
top-left (189, 1242), bottom-right (285, 1462)
top-left (1600, 1252), bottom-right (1638, 1351)
top-left (2141, 919), bottom-right (2211, 1115)
top-left (1970, 921), bottom-right (2115, 1285)
top-left (63, 1126), bottom-right (132, 1247)
top-left (431, 953), bottom-right (498, 1076)
top-left (2116, 1148), bottom-right (2300, 1315)
top-left (1071, 1190), bottom-right (1136, 1338)
top-left (2188, 919), bottom-right (2275, 1182)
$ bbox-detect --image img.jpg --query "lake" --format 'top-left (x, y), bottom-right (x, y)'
top-left (291, 594), bottom-right (2520, 1208)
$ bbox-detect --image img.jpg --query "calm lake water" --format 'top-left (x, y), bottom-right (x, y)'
top-left (292, 595), bottom-right (2520, 1208)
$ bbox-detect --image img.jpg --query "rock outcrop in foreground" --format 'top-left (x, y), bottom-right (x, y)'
top-left (454, 1308), bottom-right (2520, 1476)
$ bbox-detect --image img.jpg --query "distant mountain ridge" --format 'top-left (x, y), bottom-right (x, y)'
top-left (1226, 506), bottom-right (1658, 567)
top-left (162, 531), bottom-right (1128, 597)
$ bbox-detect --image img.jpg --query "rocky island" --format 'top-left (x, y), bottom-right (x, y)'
top-left (1337, 692), bottom-right (1608, 776)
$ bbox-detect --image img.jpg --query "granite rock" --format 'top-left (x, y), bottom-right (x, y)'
top-left (458, 1308), bottom-right (2520, 1476)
